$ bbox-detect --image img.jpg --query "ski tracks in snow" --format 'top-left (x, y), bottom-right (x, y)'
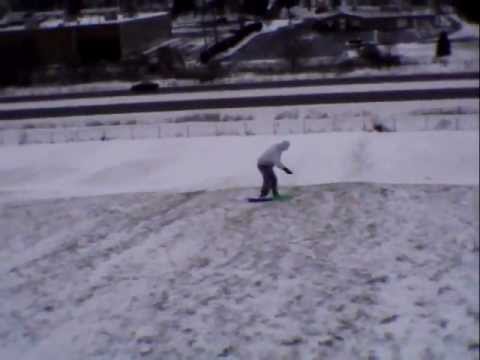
top-left (0, 184), bottom-right (478, 360)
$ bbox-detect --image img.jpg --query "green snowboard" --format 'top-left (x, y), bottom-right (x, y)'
top-left (247, 194), bottom-right (294, 203)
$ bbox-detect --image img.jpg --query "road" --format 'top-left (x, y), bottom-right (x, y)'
top-left (0, 73), bottom-right (478, 121)
top-left (0, 72), bottom-right (476, 103)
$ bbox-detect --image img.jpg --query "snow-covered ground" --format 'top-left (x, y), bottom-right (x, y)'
top-left (0, 129), bottom-right (478, 360)
top-left (0, 131), bottom-right (478, 201)
top-left (1, 99), bottom-right (477, 146)
top-left (0, 72), bottom-right (478, 359)
top-left (1, 183), bottom-right (477, 360)
top-left (449, 15), bottom-right (480, 41)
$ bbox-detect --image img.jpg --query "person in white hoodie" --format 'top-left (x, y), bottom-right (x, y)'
top-left (257, 140), bottom-right (293, 198)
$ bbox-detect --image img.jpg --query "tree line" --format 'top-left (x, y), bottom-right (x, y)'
top-left (3, 0), bottom-right (478, 23)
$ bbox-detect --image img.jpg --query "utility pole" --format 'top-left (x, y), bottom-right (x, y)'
top-left (201, 0), bottom-right (208, 47)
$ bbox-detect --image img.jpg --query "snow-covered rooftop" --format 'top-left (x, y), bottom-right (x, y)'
top-left (311, 8), bottom-right (436, 20)
top-left (0, 11), bottom-right (168, 32)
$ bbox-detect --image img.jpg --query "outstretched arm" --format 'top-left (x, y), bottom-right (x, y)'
top-left (273, 156), bottom-right (292, 174)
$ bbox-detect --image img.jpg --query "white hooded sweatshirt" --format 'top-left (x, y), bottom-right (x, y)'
top-left (257, 140), bottom-right (290, 168)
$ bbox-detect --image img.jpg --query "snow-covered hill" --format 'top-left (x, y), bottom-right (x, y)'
top-left (0, 129), bottom-right (478, 359)
top-left (0, 131), bottom-right (478, 201)
top-left (0, 183), bottom-right (478, 360)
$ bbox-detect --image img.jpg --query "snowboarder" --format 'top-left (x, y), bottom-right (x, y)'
top-left (257, 140), bottom-right (293, 198)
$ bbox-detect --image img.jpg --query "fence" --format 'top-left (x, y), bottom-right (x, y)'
top-left (0, 114), bottom-right (477, 147)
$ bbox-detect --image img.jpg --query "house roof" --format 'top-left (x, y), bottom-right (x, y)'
top-left (0, 11), bottom-right (169, 32)
top-left (312, 8), bottom-right (436, 21)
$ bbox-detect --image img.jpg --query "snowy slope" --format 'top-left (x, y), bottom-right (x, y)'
top-left (0, 131), bottom-right (477, 201)
top-left (0, 112), bottom-right (478, 359)
top-left (0, 184), bottom-right (478, 360)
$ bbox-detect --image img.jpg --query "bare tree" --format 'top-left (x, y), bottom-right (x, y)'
top-left (0, 0), bottom-right (10, 18)
top-left (64, 0), bottom-right (83, 20)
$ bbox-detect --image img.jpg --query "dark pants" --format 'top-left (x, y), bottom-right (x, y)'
top-left (258, 164), bottom-right (278, 197)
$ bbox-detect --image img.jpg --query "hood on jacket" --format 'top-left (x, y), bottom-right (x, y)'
top-left (278, 140), bottom-right (290, 151)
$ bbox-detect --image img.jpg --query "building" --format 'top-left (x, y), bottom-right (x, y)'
top-left (0, 10), bottom-right (171, 68)
top-left (312, 10), bottom-right (439, 31)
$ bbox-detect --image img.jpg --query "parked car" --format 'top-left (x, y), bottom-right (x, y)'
top-left (130, 81), bottom-right (159, 93)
